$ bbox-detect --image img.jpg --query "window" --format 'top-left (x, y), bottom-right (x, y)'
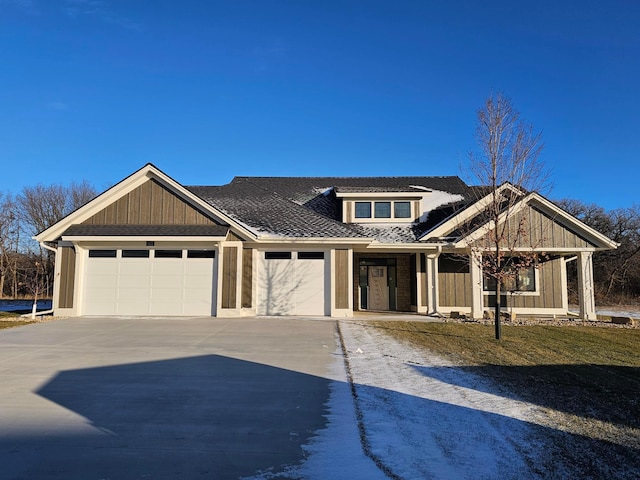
top-left (298, 252), bottom-right (324, 260)
top-left (352, 200), bottom-right (414, 221)
top-left (187, 250), bottom-right (216, 258)
top-left (483, 265), bottom-right (536, 292)
top-left (122, 250), bottom-right (149, 258)
top-left (265, 252), bottom-right (292, 260)
top-left (155, 250), bottom-right (182, 258)
top-left (374, 202), bottom-right (391, 218)
top-left (89, 250), bottom-right (116, 258)
top-left (394, 201), bottom-right (411, 218)
top-left (355, 202), bottom-right (372, 218)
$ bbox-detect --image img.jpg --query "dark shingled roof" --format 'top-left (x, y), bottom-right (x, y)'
top-left (187, 176), bottom-right (472, 241)
top-left (62, 224), bottom-right (229, 237)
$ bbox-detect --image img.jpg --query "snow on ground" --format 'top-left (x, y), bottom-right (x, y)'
top-left (246, 320), bottom-right (553, 479)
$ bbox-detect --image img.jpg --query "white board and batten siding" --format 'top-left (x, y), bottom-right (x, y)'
top-left (257, 250), bottom-right (329, 316)
top-left (82, 248), bottom-right (216, 316)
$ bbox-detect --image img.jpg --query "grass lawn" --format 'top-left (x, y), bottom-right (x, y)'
top-left (0, 311), bottom-right (35, 329)
top-left (372, 321), bottom-right (640, 478)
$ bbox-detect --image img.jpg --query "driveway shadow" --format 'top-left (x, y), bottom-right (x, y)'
top-left (4, 355), bottom-right (330, 480)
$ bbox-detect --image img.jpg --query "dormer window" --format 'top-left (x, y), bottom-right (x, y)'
top-left (374, 202), bottom-right (391, 218)
top-left (336, 189), bottom-right (424, 224)
top-left (394, 202), bottom-right (411, 218)
top-left (350, 200), bottom-right (416, 221)
top-left (355, 202), bottom-right (372, 218)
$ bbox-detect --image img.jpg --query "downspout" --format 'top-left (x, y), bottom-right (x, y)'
top-left (429, 245), bottom-right (445, 318)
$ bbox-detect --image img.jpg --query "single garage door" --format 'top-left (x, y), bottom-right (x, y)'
top-left (82, 249), bottom-right (216, 316)
top-left (257, 251), bottom-right (326, 315)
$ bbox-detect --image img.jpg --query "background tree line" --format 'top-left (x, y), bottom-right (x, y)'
top-left (557, 199), bottom-right (640, 304)
top-left (0, 182), bottom-right (96, 299)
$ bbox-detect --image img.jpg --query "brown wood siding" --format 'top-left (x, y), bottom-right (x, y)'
top-left (335, 249), bottom-right (349, 309)
top-left (221, 246), bottom-right (238, 309)
top-left (476, 205), bottom-right (594, 250)
top-left (227, 231), bottom-right (245, 242)
top-left (420, 254), bottom-right (428, 307)
top-left (57, 246), bottom-right (76, 309)
top-left (438, 255), bottom-right (471, 307)
top-left (345, 202), bottom-right (352, 223)
top-left (483, 257), bottom-right (564, 309)
top-left (242, 248), bottom-right (253, 308)
top-left (414, 201), bottom-right (421, 222)
top-left (83, 179), bottom-right (216, 226)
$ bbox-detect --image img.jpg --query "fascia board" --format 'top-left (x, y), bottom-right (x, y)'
top-left (253, 236), bottom-right (373, 244)
top-left (335, 192), bottom-right (424, 199)
top-left (62, 235), bottom-right (229, 243)
top-left (363, 242), bottom-right (444, 250)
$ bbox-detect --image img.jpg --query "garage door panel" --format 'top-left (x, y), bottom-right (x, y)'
top-left (153, 262), bottom-right (185, 275)
top-left (83, 250), bottom-right (215, 316)
top-left (152, 275), bottom-right (184, 289)
top-left (258, 253), bottom-right (326, 316)
top-left (86, 262), bottom-right (118, 275)
top-left (84, 289), bottom-right (117, 302)
top-left (118, 275), bottom-right (151, 288)
top-left (117, 302), bottom-right (152, 315)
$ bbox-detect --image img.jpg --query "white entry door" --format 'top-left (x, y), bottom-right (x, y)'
top-left (368, 266), bottom-right (389, 311)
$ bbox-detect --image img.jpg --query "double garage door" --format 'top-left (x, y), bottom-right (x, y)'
top-left (257, 251), bottom-right (327, 316)
top-left (82, 249), bottom-right (216, 316)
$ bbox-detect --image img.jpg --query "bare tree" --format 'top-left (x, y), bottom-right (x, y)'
top-left (15, 180), bottom-right (97, 299)
top-left (465, 93), bottom-right (548, 339)
top-left (0, 194), bottom-right (18, 298)
top-left (16, 181), bottom-right (96, 238)
top-left (559, 199), bottom-right (640, 303)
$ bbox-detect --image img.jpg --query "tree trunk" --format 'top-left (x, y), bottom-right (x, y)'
top-left (495, 281), bottom-right (502, 339)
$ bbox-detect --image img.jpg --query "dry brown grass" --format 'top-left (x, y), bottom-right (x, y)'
top-left (371, 321), bottom-right (640, 479)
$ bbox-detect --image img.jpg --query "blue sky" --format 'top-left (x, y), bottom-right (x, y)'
top-left (1, 0), bottom-right (638, 210)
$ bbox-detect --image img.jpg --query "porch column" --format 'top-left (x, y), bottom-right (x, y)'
top-left (425, 253), bottom-right (439, 315)
top-left (577, 251), bottom-right (597, 320)
top-left (469, 252), bottom-right (484, 319)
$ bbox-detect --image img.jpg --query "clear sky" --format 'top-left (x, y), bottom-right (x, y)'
top-left (1, 0), bottom-right (638, 210)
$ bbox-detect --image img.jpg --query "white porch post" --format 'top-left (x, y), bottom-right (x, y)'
top-left (426, 253), bottom-right (439, 315)
top-left (469, 252), bottom-right (484, 319)
top-left (578, 251), bottom-right (597, 320)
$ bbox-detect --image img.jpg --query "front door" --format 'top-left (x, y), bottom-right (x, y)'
top-left (368, 266), bottom-right (389, 311)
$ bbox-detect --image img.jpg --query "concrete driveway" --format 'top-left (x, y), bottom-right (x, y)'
top-left (0, 317), bottom-right (339, 480)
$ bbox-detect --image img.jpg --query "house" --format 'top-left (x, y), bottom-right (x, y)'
top-left (35, 164), bottom-right (617, 320)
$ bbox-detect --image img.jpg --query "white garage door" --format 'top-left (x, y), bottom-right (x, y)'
top-left (257, 251), bottom-right (326, 316)
top-left (82, 249), bottom-right (216, 316)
